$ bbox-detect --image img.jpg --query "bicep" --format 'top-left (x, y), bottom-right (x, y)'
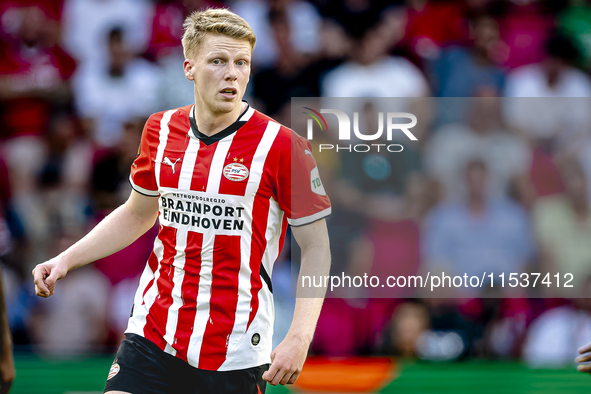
top-left (291, 219), bottom-right (330, 251)
top-left (125, 189), bottom-right (160, 222)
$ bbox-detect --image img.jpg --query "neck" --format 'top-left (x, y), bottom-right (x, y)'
top-left (469, 194), bottom-right (485, 215)
top-left (193, 101), bottom-right (247, 137)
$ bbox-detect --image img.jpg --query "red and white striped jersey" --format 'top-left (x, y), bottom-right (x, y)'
top-left (125, 103), bottom-right (331, 371)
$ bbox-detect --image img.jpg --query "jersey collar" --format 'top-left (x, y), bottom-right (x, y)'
top-left (189, 101), bottom-right (254, 146)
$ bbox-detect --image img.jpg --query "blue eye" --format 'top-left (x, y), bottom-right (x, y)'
top-left (237, 60), bottom-right (246, 66)
top-left (213, 59), bottom-right (221, 65)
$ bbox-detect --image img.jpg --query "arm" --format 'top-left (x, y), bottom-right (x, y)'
top-left (32, 190), bottom-right (159, 297)
top-left (262, 219), bottom-right (331, 386)
top-left (0, 267), bottom-right (14, 394)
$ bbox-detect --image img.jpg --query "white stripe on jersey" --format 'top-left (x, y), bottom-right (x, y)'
top-left (126, 234), bottom-right (165, 335)
top-left (245, 122), bottom-right (281, 197)
top-left (289, 207), bottom-right (332, 227)
top-left (221, 121), bottom-right (281, 367)
top-left (178, 137), bottom-right (200, 190)
top-left (206, 133), bottom-right (236, 194)
top-left (154, 110), bottom-right (176, 189)
top-left (163, 227), bottom-right (189, 356)
top-left (187, 234), bottom-right (214, 368)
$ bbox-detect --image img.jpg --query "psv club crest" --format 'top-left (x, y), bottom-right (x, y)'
top-left (223, 161), bottom-right (249, 182)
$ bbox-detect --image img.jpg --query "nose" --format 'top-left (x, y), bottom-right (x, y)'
top-left (225, 62), bottom-right (238, 81)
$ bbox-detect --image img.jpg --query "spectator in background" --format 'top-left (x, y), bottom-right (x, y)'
top-left (0, 5), bottom-right (75, 190)
top-left (402, 0), bottom-right (466, 61)
top-left (504, 33), bottom-right (591, 97)
top-left (498, 0), bottom-right (555, 70)
top-left (232, 0), bottom-right (321, 69)
top-left (423, 160), bottom-right (534, 282)
top-left (321, 21), bottom-right (429, 98)
top-left (532, 157), bottom-right (591, 294)
top-left (503, 32), bottom-right (591, 156)
top-left (523, 279), bottom-right (591, 367)
top-left (559, 0), bottom-right (591, 70)
top-left (73, 27), bottom-right (160, 148)
top-left (252, 8), bottom-right (310, 122)
top-left (428, 14), bottom-right (506, 97)
top-left (149, 0), bottom-right (221, 110)
top-left (62, 0), bottom-right (153, 67)
top-left (0, 5), bottom-right (76, 269)
top-left (317, 0), bottom-right (394, 40)
top-left (425, 98), bottom-right (531, 201)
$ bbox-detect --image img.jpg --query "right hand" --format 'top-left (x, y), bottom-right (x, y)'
top-left (32, 258), bottom-right (69, 297)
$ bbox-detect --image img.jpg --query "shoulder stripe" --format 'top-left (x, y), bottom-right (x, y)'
top-left (288, 207), bottom-right (332, 227)
top-left (129, 175), bottom-right (160, 197)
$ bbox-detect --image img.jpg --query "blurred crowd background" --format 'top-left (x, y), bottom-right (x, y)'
top-left (2, 0), bottom-right (591, 369)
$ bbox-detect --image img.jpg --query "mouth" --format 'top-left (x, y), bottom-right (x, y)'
top-left (220, 87), bottom-right (237, 99)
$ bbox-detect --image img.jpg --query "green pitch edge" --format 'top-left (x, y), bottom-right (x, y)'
top-left (9, 354), bottom-right (591, 394)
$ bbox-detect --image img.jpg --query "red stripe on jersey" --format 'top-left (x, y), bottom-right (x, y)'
top-left (191, 144), bottom-right (216, 192)
top-left (173, 231), bottom-right (203, 362)
top-left (131, 112), bottom-right (165, 192)
top-left (198, 235), bottom-right (241, 370)
top-left (144, 225), bottom-right (177, 350)
top-left (218, 122), bottom-right (266, 196)
top-left (159, 112), bottom-right (191, 189)
top-left (141, 251), bottom-right (159, 305)
top-left (246, 194), bottom-right (271, 330)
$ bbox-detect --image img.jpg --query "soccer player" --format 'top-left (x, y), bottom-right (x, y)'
top-left (32, 8), bottom-right (331, 394)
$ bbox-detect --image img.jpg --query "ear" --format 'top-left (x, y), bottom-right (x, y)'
top-left (184, 59), bottom-right (195, 81)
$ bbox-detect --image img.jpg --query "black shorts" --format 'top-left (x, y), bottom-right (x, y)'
top-left (104, 333), bottom-right (268, 394)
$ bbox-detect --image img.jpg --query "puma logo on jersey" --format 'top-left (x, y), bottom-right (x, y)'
top-left (305, 149), bottom-right (312, 156)
top-left (163, 157), bottom-right (181, 174)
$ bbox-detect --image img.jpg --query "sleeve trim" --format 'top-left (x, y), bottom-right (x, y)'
top-left (129, 175), bottom-right (160, 197)
top-left (288, 207), bottom-right (331, 227)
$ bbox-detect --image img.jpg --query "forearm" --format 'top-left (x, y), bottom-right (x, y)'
top-left (61, 202), bottom-right (157, 271)
top-left (289, 242), bottom-right (331, 343)
top-left (0, 267), bottom-right (10, 355)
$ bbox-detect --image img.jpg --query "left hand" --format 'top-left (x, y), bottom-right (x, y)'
top-left (576, 342), bottom-right (591, 373)
top-left (262, 333), bottom-right (309, 386)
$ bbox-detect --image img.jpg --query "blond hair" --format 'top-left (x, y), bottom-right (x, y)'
top-left (182, 8), bottom-right (256, 59)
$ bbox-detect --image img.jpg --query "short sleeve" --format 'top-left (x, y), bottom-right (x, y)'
top-left (276, 131), bottom-right (331, 226)
top-left (129, 115), bottom-right (159, 197)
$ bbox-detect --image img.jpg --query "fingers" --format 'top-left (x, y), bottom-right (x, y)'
top-left (576, 353), bottom-right (591, 363)
top-left (279, 371), bottom-right (293, 385)
top-left (579, 342), bottom-right (591, 355)
top-left (32, 265), bottom-right (50, 297)
top-left (288, 371), bottom-right (300, 384)
top-left (262, 363), bottom-right (278, 383)
top-left (263, 365), bottom-right (301, 386)
top-left (577, 363), bottom-right (591, 373)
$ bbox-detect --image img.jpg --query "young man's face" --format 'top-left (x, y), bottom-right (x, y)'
top-left (184, 33), bottom-right (252, 115)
